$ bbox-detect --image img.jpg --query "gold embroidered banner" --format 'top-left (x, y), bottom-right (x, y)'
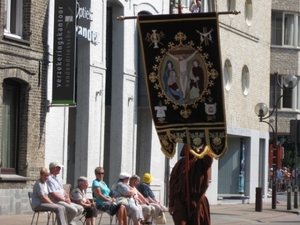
top-left (138, 13), bottom-right (227, 159)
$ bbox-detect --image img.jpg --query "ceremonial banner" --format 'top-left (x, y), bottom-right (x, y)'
top-left (52, 0), bottom-right (77, 105)
top-left (138, 13), bottom-right (227, 159)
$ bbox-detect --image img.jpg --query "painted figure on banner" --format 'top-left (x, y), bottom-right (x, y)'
top-left (166, 50), bottom-right (198, 99)
top-left (163, 60), bottom-right (185, 103)
top-left (196, 28), bottom-right (214, 46)
top-left (189, 59), bottom-right (205, 99)
top-left (155, 102), bottom-right (167, 118)
top-left (205, 103), bottom-right (216, 115)
top-left (145, 30), bottom-right (165, 49)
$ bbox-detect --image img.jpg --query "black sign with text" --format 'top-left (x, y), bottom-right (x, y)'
top-left (52, 0), bottom-right (76, 105)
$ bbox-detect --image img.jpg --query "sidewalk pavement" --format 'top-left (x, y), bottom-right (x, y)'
top-left (2, 201), bottom-right (300, 225)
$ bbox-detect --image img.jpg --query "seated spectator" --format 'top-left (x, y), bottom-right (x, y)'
top-left (70, 176), bottom-right (97, 225)
top-left (47, 161), bottom-right (84, 225)
top-left (137, 173), bottom-right (167, 213)
top-left (129, 175), bottom-right (156, 223)
top-left (92, 167), bottom-right (127, 225)
top-left (32, 168), bottom-right (68, 225)
top-left (112, 172), bottom-right (144, 225)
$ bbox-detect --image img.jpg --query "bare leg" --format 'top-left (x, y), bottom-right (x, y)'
top-left (144, 215), bottom-right (151, 222)
top-left (117, 205), bottom-right (128, 225)
top-left (91, 217), bottom-right (96, 225)
top-left (85, 218), bottom-right (91, 225)
top-left (179, 71), bottom-right (188, 98)
top-left (133, 220), bottom-right (141, 225)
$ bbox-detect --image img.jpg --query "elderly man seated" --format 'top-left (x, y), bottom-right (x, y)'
top-left (46, 162), bottom-right (84, 225)
top-left (70, 176), bottom-right (97, 225)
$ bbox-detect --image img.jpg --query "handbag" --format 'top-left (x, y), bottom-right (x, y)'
top-left (156, 211), bottom-right (166, 224)
top-left (116, 196), bottom-right (130, 205)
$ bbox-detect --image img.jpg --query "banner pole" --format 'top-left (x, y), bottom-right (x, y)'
top-left (218, 10), bottom-right (240, 15)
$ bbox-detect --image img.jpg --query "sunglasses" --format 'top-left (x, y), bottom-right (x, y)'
top-left (96, 172), bottom-right (104, 175)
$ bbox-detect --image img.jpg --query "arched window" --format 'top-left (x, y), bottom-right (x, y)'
top-left (245, 0), bottom-right (253, 26)
top-left (224, 59), bottom-right (233, 91)
top-left (1, 79), bottom-right (21, 171)
top-left (241, 65), bottom-right (250, 95)
top-left (227, 0), bottom-right (236, 12)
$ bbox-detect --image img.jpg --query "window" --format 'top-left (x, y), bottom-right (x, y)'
top-left (271, 11), bottom-right (300, 47)
top-left (181, 0), bottom-right (188, 7)
top-left (170, 0), bottom-right (215, 13)
top-left (227, 0), bottom-right (236, 12)
top-left (4, 0), bottom-right (23, 38)
top-left (297, 79), bottom-right (300, 110)
top-left (170, 0), bottom-right (189, 10)
top-left (271, 11), bottom-right (283, 45)
top-left (298, 16), bottom-right (300, 47)
top-left (269, 74), bottom-right (299, 110)
top-left (282, 83), bottom-right (293, 108)
top-left (245, 0), bottom-right (253, 26)
top-left (241, 65), bottom-right (250, 95)
top-left (1, 79), bottom-right (21, 171)
top-left (223, 59), bottom-right (232, 91)
top-left (284, 14), bottom-right (294, 45)
top-left (201, 0), bottom-right (215, 12)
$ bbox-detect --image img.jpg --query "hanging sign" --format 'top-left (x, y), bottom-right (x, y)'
top-left (52, 0), bottom-right (77, 105)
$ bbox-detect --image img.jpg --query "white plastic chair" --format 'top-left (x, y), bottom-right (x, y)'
top-left (28, 192), bottom-right (56, 225)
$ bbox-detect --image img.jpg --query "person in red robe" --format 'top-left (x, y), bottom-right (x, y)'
top-left (169, 145), bottom-right (213, 225)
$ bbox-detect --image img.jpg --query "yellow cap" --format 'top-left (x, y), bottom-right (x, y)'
top-left (142, 173), bottom-right (153, 183)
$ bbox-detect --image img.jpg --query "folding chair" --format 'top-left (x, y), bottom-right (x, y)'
top-left (97, 210), bottom-right (114, 225)
top-left (28, 192), bottom-right (56, 225)
top-left (79, 210), bottom-right (87, 224)
top-left (97, 210), bottom-right (104, 225)
top-left (128, 216), bottom-right (132, 225)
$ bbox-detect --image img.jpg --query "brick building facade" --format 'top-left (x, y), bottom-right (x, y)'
top-left (0, 0), bottom-right (49, 214)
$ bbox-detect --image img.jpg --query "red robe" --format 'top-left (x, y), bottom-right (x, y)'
top-left (169, 154), bottom-right (213, 225)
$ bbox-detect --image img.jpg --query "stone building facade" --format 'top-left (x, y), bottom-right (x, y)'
top-left (2, 0), bottom-right (299, 216)
top-left (0, 0), bottom-right (49, 215)
top-left (271, 0), bottom-right (300, 135)
top-left (45, 0), bottom-right (171, 213)
top-left (210, 0), bottom-right (272, 202)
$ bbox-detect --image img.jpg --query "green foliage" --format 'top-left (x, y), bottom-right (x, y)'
top-left (279, 135), bottom-right (299, 169)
